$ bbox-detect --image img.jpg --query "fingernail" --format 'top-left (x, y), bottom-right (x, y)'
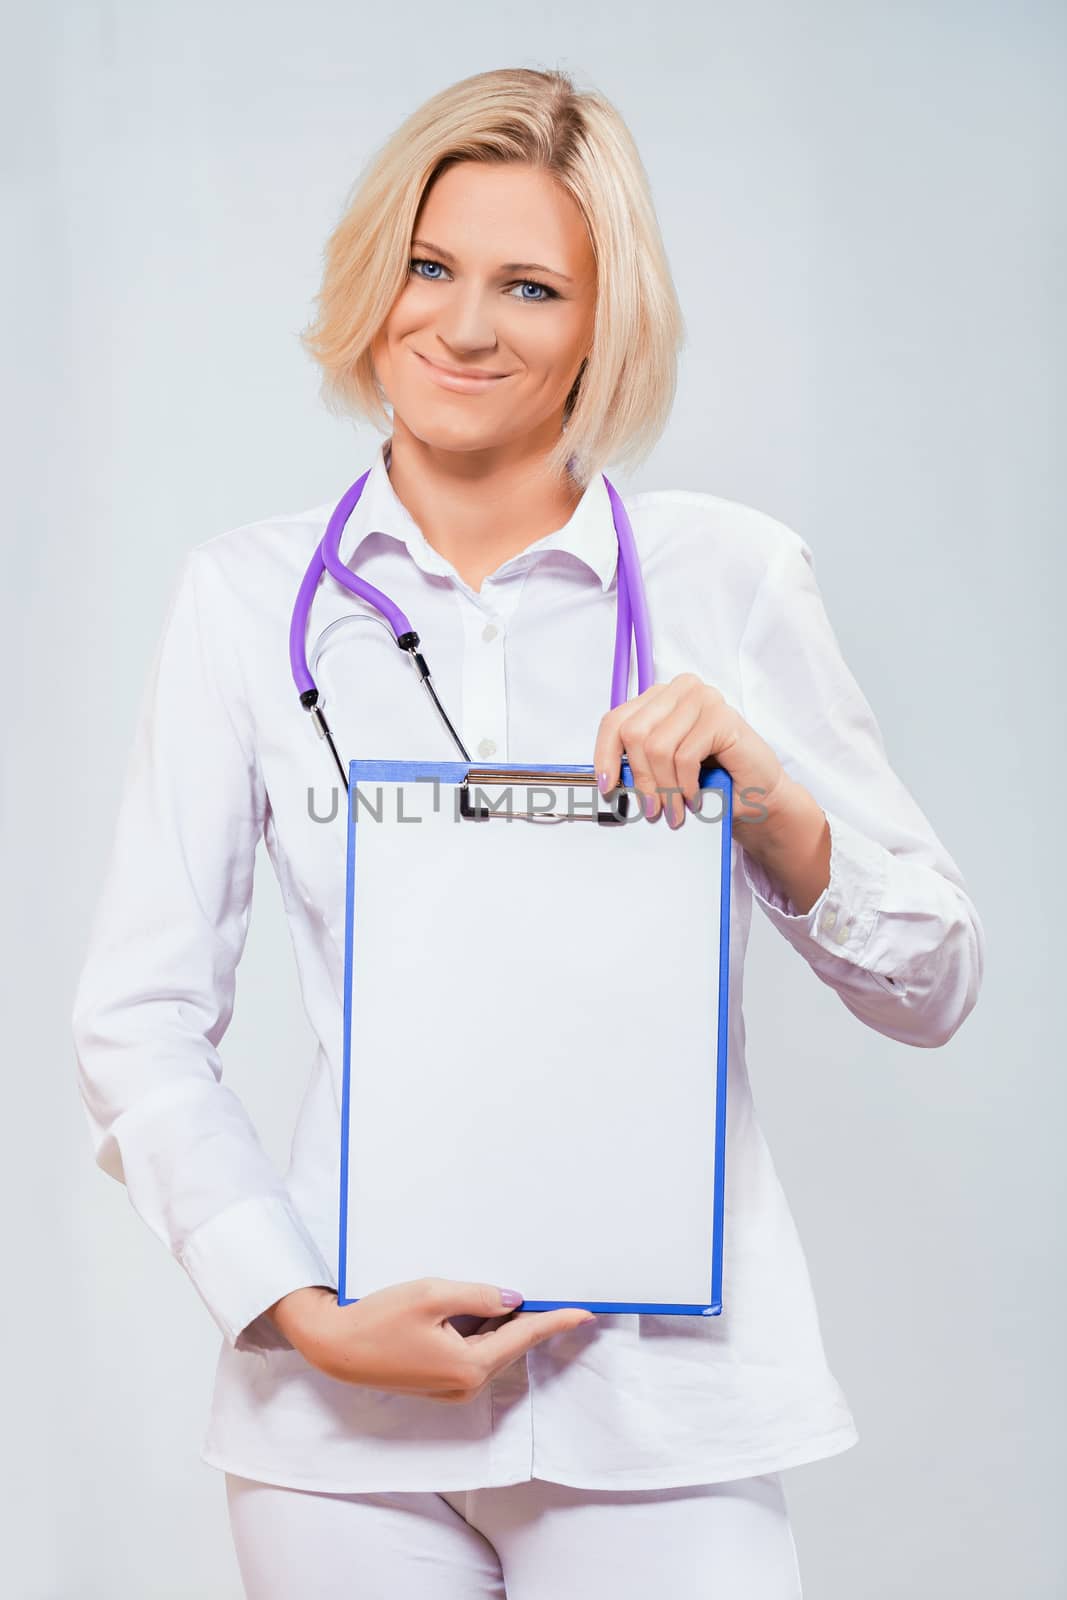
top-left (597, 771), bottom-right (610, 794)
top-left (644, 794), bottom-right (658, 820)
top-left (499, 1288), bottom-right (524, 1307)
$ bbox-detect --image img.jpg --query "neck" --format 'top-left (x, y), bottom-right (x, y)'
top-left (383, 423), bottom-right (582, 593)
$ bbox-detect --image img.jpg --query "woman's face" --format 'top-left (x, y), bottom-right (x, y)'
top-left (370, 161), bottom-right (597, 458)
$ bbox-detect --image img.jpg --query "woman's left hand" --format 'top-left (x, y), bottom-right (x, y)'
top-left (592, 672), bottom-right (786, 841)
top-left (593, 672), bottom-right (833, 913)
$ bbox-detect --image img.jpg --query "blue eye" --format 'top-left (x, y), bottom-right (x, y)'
top-left (410, 258), bottom-right (446, 281)
top-left (409, 258), bottom-right (558, 302)
top-left (511, 280), bottom-right (554, 303)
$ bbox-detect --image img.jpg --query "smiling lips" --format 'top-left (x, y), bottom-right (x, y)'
top-left (413, 349), bottom-right (513, 393)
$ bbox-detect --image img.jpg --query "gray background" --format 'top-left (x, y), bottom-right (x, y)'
top-left (4, 2), bottom-right (1061, 1595)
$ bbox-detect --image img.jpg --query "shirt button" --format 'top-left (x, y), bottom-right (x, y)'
top-left (820, 906), bottom-right (837, 932)
top-left (481, 623), bottom-right (499, 642)
top-left (477, 737), bottom-right (497, 759)
top-left (834, 922), bottom-right (851, 946)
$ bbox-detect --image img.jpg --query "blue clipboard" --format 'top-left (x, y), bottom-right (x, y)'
top-left (338, 759), bottom-right (732, 1316)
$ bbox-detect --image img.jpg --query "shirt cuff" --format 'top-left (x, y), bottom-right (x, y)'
top-left (741, 806), bottom-right (888, 966)
top-left (177, 1192), bottom-right (338, 1353)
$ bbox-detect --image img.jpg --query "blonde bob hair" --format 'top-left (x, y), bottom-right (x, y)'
top-left (299, 66), bottom-right (685, 488)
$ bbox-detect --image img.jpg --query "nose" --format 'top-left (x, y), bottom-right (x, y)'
top-left (431, 281), bottom-right (500, 356)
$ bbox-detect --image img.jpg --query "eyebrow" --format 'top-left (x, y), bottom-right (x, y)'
top-left (411, 238), bottom-right (573, 284)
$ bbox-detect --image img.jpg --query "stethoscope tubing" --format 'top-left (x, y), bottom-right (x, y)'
top-left (289, 464), bottom-right (655, 784)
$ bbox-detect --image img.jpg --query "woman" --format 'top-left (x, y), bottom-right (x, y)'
top-left (72, 66), bottom-right (984, 1598)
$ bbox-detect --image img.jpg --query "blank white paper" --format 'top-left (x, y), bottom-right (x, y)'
top-left (341, 771), bottom-right (728, 1310)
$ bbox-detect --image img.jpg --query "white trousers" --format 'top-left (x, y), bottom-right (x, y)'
top-left (224, 1470), bottom-right (804, 1598)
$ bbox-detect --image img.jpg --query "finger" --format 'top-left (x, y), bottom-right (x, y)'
top-left (419, 1278), bottom-right (521, 1322)
top-left (680, 691), bottom-right (742, 809)
top-left (467, 1307), bottom-right (597, 1384)
top-left (615, 685), bottom-right (690, 821)
top-left (646, 702), bottom-right (703, 826)
top-left (592, 709), bottom-right (625, 797)
top-left (642, 692), bottom-right (709, 825)
top-left (615, 715), bottom-right (660, 820)
top-left (676, 707), bottom-right (731, 816)
top-left (592, 683), bottom-right (663, 794)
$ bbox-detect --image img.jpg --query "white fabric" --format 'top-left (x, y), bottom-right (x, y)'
top-left (223, 1469), bottom-right (803, 1599)
top-left (71, 436), bottom-right (985, 1493)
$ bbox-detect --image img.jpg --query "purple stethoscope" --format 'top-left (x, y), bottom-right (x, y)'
top-left (288, 460), bottom-right (655, 793)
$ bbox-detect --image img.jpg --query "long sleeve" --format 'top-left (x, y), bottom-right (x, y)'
top-left (71, 546), bottom-right (336, 1352)
top-left (737, 529), bottom-right (985, 1048)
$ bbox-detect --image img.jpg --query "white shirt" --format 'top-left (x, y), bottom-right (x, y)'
top-left (71, 437), bottom-right (985, 1493)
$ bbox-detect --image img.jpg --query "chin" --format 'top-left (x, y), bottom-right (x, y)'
top-left (400, 404), bottom-right (514, 454)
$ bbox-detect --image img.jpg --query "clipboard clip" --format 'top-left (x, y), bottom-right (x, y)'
top-left (458, 767), bottom-right (634, 825)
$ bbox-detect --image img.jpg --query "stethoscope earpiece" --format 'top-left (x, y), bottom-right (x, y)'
top-left (288, 455), bottom-right (654, 791)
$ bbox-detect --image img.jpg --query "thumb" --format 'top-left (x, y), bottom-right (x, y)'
top-left (420, 1278), bottom-right (526, 1319)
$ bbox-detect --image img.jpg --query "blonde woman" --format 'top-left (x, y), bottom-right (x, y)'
top-left (72, 66), bottom-right (984, 1598)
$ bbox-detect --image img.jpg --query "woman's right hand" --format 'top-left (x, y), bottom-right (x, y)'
top-left (265, 1279), bottom-right (597, 1404)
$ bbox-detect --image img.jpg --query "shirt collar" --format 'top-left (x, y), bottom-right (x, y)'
top-left (332, 437), bottom-right (620, 593)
